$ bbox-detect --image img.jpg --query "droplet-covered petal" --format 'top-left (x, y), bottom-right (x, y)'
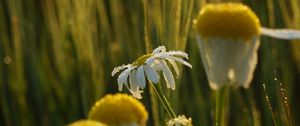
top-left (112, 64), bottom-right (131, 76)
top-left (167, 59), bottom-right (179, 77)
top-left (136, 66), bottom-right (146, 89)
top-left (117, 68), bottom-right (132, 91)
top-left (121, 81), bottom-right (129, 91)
top-left (159, 60), bottom-right (176, 90)
top-left (129, 70), bottom-right (143, 99)
top-left (130, 90), bottom-right (143, 99)
top-left (151, 60), bottom-right (163, 71)
top-left (145, 57), bottom-right (156, 65)
top-left (144, 64), bottom-right (159, 83)
top-left (152, 46), bottom-right (166, 54)
top-left (165, 51), bottom-right (189, 59)
top-left (168, 56), bottom-right (192, 68)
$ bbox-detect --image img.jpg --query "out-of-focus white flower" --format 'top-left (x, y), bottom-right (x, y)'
top-left (167, 115), bottom-right (193, 126)
top-left (112, 46), bottom-right (192, 99)
top-left (193, 3), bottom-right (300, 90)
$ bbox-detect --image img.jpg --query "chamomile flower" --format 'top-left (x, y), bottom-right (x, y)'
top-left (167, 115), bottom-right (193, 126)
top-left (88, 93), bottom-right (148, 126)
top-left (112, 46), bottom-right (192, 99)
top-left (67, 120), bottom-right (107, 126)
top-left (193, 3), bottom-right (300, 90)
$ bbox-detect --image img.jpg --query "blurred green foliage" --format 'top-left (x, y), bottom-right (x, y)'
top-left (0, 0), bottom-right (300, 126)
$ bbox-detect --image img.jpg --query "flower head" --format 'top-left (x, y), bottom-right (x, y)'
top-left (194, 3), bottom-right (260, 40)
top-left (112, 46), bottom-right (192, 98)
top-left (88, 93), bottom-right (148, 126)
top-left (193, 2), bottom-right (300, 90)
top-left (167, 115), bottom-right (193, 126)
top-left (67, 120), bottom-right (107, 126)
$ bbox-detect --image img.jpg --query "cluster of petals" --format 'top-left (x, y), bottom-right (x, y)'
top-left (194, 2), bottom-right (300, 90)
top-left (112, 46), bottom-right (192, 99)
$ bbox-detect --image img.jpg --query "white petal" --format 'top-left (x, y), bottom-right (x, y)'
top-left (159, 60), bottom-right (176, 90)
top-left (152, 46), bottom-right (166, 54)
top-left (117, 68), bottom-right (132, 91)
top-left (239, 39), bottom-right (260, 88)
top-left (166, 59), bottom-right (179, 77)
top-left (118, 80), bottom-right (129, 91)
top-left (131, 90), bottom-right (143, 99)
top-left (136, 66), bottom-right (146, 89)
top-left (129, 70), bottom-right (138, 90)
top-left (151, 60), bottom-right (163, 71)
top-left (196, 34), bottom-right (259, 90)
top-left (164, 51), bottom-right (189, 59)
top-left (261, 27), bottom-right (300, 40)
top-left (129, 70), bottom-right (143, 99)
top-left (144, 64), bottom-right (159, 83)
top-left (168, 56), bottom-right (192, 68)
top-left (155, 53), bottom-right (169, 59)
top-left (111, 64), bottom-right (131, 76)
top-left (122, 81), bottom-right (130, 91)
top-left (145, 57), bottom-right (156, 65)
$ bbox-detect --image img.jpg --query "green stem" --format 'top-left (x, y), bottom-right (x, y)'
top-left (216, 86), bottom-right (227, 126)
top-left (149, 86), bottom-right (160, 126)
top-left (150, 82), bottom-right (177, 118)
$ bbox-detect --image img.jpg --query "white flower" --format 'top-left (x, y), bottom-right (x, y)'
top-left (193, 3), bottom-right (300, 90)
top-left (112, 46), bottom-right (192, 99)
top-left (167, 115), bottom-right (193, 126)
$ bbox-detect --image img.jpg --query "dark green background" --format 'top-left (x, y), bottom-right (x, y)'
top-left (0, 0), bottom-right (299, 125)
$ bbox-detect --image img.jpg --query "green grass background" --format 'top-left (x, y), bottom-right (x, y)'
top-left (0, 0), bottom-right (300, 125)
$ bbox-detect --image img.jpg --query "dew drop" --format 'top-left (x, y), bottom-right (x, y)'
top-left (262, 83), bottom-right (266, 89)
top-left (192, 19), bottom-right (198, 24)
top-left (3, 56), bottom-right (12, 64)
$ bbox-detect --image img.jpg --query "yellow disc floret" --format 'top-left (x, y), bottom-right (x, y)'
top-left (132, 54), bottom-right (153, 66)
top-left (88, 93), bottom-right (148, 126)
top-left (67, 120), bottom-right (107, 126)
top-left (194, 3), bottom-right (261, 40)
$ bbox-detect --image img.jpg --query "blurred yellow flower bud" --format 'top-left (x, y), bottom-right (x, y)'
top-left (88, 93), bottom-right (148, 126)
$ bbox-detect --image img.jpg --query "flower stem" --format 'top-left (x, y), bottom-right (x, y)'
top-left (150, 82), bottom-right (177, 118)
top-left (216, 86), bottom-right (227, 126)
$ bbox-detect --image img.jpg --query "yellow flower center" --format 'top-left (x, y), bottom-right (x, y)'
top-left (132, 54), bottom-right (153, 66)
top-left (68, 120), bottom-right (107, 126)
top-left (193, 3), bottom-right (261, 40)
top-left (88, 93), bottom-right (148, 126)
